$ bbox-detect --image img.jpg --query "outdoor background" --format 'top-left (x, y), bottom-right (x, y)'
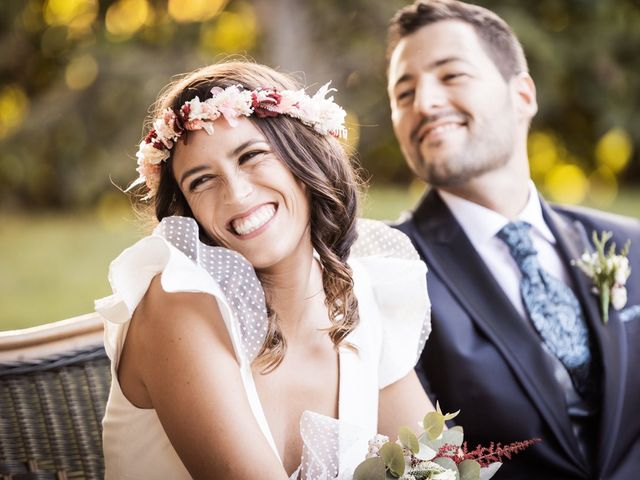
top-left (1, 0), bottom-right (639, 330)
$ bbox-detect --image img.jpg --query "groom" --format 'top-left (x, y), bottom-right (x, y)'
top-left (386, 1), bottom-right (640, 479)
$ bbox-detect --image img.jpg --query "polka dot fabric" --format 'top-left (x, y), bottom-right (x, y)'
top-left (351, 219), bottom-right (430, 370)
top-left (155, 216), bottom-right (269, 363)
top-left (294, 411), bottom-right (361, 480)
top-left (351, 218), bottom-right (420, 260)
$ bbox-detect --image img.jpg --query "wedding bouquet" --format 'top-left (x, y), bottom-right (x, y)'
top-left (353, 403), bottom-right (538, 480)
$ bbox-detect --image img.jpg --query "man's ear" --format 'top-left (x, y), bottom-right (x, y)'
top-left (511, 72), bottom-right (538, 121)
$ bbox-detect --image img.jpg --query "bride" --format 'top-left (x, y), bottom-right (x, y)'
top-left (96, 61), bottom-right (433, 479)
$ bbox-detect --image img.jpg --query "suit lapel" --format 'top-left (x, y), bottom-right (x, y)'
top-left (411, 191), bottom-right (584, 466)
top-left (542, 202), bottom-right (626, 473)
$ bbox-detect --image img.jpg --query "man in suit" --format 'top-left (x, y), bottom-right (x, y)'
top-left (386, 1), bottom-right (640, 478)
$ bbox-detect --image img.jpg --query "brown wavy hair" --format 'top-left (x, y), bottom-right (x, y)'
top-left (133, 61), bottom-right (361, 373)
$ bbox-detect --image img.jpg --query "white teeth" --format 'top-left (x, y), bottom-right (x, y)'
top-left (428, 123), bottom-right (462, 136)
top-left (232, 204), bottom-right (276, 236)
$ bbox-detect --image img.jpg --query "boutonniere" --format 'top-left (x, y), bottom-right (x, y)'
top-left (572, 231), bottom-right (631, 323)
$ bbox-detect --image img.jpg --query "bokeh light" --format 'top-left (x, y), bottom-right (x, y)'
top-left (544, 164), bottom-right (589, 204)
top-left (65, 54), bottom-right (99, 90)
top-left (528, 131), bottom-right (561, 181)
top-left (595, 127), bottom-right (632, 174)
top-left (105, 0), bottom-right (151, 38)
top-left (199, 7), bottom-right (256, 54)
top-left (43, 0), bottom-right (97, 35)
top-left (168, 0), bottom-right (226, 23)
top-left (0, 85), bottom-right (30, 140)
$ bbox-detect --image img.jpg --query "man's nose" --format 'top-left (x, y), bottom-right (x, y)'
top-left (413, 80), bottom-right (447, 115)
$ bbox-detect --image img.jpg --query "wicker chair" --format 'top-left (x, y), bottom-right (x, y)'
top-left (0, 313), bottom-right (108, 480)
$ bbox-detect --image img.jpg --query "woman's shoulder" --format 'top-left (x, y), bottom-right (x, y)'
top-left (96, 215), bottom-right (270, 367)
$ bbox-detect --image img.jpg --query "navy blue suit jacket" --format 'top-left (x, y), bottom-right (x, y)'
top-left (394, 189), bottom-right (640, 480)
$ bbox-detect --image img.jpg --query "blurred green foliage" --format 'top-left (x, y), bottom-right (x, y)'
top-left (1, 0), bottom-right (639, 212)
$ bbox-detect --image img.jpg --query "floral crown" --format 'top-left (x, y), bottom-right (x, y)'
top-left (128, 82), bottom-right (348, 198)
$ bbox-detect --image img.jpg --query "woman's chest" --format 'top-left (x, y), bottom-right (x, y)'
top-left (253, 347), bottom-right (340, 473)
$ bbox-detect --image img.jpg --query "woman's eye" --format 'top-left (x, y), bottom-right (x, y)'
top-left (189, 175), bottom-right (214, 191)
top-left (239, 150), bottom-right (266, 164)
top-left (442, 72), bottom-right (467, 82)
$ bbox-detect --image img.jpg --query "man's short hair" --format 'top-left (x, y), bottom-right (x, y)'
top-left (387, 0), bottom-right (528, 80)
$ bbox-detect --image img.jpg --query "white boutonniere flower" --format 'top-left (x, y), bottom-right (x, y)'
top-left (572, 231), bottom-right (631, 323)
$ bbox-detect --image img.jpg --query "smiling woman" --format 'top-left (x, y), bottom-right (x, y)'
top-left (96, 61), bottom-right (434, 479)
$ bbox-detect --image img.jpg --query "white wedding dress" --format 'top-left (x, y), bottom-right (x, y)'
top-left (96, 216), bottom-right (430, 480)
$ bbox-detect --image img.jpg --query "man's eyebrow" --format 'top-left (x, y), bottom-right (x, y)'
top-left (392, 56), bottom-right (469, 91)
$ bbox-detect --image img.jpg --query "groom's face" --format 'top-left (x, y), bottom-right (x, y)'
top-left (387, 20), bottom-right (520, 188)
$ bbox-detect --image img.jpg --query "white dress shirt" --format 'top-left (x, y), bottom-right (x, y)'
top-left (439, 181), bottom-right (573, 319)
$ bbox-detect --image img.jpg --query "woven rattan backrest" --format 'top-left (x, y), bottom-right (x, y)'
top-left (0, 313), bottom-right (108, 480)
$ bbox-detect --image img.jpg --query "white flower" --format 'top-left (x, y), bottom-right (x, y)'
top-left (136, 141), bottom-right (168, 166)
top-left (433, 469), bottom-right (457, 480)
top-left (575, 252), bottom-right (597, 277)
top-left (153, 109), bottom-right (180, 148)
top-left (612, 256), bottom-right (631, 285)
top-left (366, 434), bottom-right (389, 458)
top-left (611, 284), bottom-right (628, 310)
top-left (409, 460), bottom-right (456, 480)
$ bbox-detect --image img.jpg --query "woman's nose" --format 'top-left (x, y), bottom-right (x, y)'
top-left (224, 171), bottom-right (253, 203)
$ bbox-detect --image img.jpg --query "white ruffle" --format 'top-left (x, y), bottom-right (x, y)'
top-left (350, 219), bottom-right (430, 388)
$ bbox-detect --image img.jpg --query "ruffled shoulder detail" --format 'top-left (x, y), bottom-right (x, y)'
top-left (350, 219), bottom-right (431, 389)
top-left (95, 216), bottom-right (268, 366)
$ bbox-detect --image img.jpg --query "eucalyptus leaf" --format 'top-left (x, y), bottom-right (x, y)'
top-left (420, 432), bottom-right (445, 452)
top-left (423, 412), bottom-right (445, 440)
top-left (380, 442), bottom-right (405, 477)
top-left (479, 462), bottom-right (502, 480)
top-left (458, 459), bottom-right (481, 480)
top-left (415, 441), bottom-right (437, 461)
top-left (432, 457), bottom-right (460, 480)
top-left (442, 427), bottom-right (464, 447)
top-left (398, 427), bottom-right (420, 454)
top-left (353, 457), bottom-right (386, 480)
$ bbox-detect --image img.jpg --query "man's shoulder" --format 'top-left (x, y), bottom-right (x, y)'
top-left (390, 209), bottom-right (414, 230)
top-left (552, 203), bottom-right (640, 237)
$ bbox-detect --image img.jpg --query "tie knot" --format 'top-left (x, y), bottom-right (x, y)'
top-left (497, 221), bottom-right (537, 261)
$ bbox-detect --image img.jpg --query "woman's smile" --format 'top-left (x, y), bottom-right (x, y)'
top-left (228, 202), bottom-right (278, 238)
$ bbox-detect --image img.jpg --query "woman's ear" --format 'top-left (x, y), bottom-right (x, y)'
top-left (511, 72), bottom-right (538, 122)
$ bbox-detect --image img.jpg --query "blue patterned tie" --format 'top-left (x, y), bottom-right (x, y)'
top-left (497, 221), bottom-right (592, 396)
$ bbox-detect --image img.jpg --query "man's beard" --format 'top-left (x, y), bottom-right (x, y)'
top-left (412, 122), bottom-right (515, 188)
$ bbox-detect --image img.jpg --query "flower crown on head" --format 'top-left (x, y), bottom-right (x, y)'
top-left (127, 82), bottom-right (348, 198)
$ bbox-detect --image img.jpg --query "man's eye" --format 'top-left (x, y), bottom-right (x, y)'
top-left (397, 90), bottom-right (414, 102)
top-left (442, 73), bottom-right (467, 82)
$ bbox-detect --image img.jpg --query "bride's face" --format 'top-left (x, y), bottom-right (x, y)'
top-left (172, 117), bottom-right (312, 271)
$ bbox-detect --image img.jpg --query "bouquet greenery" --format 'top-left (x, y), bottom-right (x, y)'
top-left (354, 403), bottom-right (538, 480)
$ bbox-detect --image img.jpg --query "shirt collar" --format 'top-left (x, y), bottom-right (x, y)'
top-left (438, 180), bottom-right (556, 248)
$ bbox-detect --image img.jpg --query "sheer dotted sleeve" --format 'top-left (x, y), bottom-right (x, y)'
top-left (97, 216), bottom-right (269, 365)
top-left (350, 219), bottom-right (431, 389)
